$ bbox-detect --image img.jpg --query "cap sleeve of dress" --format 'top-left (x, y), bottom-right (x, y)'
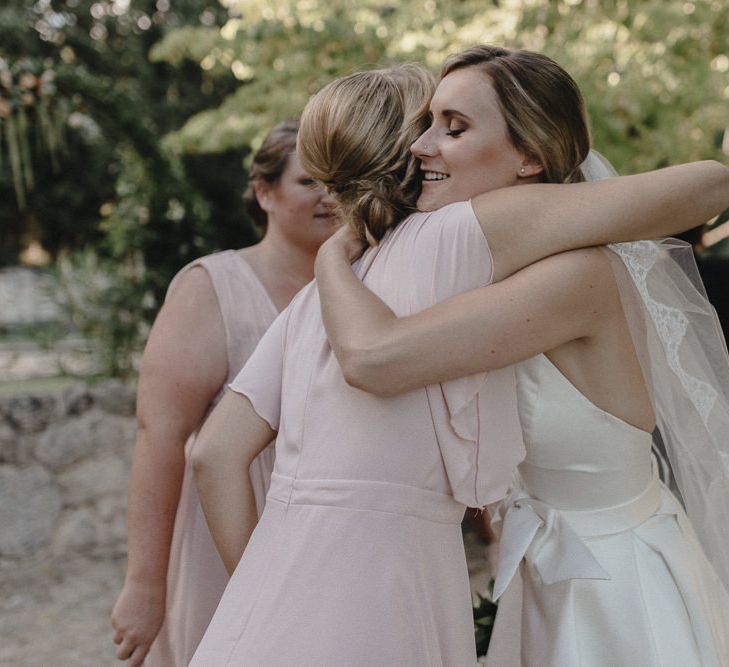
top-left (414, 201), bottom-right (525, 507)
top-left (228, 306), bottom-right (291, 431)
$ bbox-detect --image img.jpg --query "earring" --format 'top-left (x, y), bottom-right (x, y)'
top-left (519, 167), bottom-right (526, 174)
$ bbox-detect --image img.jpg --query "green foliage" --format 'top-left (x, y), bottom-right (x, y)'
top-left (3, 0), bottom-right (727, 375)
top-left (160, 0), bottom-right (728, 174)
top-left (55, 248), bottom-right (154, 379)
top-left (0, 57), bottom-right (65, 211)
top-left (473, 590), bottom-right (498, 657)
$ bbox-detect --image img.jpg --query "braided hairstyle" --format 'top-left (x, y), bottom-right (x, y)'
top-left (298, 64), bottom-right (435, 242)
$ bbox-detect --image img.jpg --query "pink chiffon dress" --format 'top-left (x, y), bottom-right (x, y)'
top-left (190, 202), bottom-right (525, 666)
top-left (145, 250), bottom-right (279, 667)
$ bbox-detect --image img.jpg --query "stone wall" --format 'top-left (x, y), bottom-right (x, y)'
top-left (0, 381), bottom-right (136, 561)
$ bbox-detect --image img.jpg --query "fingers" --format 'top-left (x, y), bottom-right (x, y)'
top-left (112, 629), bottom-right (123, 645)
top-left (114, 636), bottom-right (151, 664)
top-left (115, 636), bottom-right (136, 661)
top-left (128, 643), bottom-right (150, 667)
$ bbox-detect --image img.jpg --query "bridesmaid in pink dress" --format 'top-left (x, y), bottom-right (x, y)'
top-left (189, 63), bottom-right (729, 665)
top-left (110, 120), bottom-right (337, 667)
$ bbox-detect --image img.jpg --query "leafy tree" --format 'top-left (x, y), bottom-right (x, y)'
top-left (0, 0), bottom-right (253, 290)
top-left (3, 0), bottom-right (727, 375)
top-left (0, 0), bottom-right (259, 375)
top-left (158, 0), bottom-right (728, 175)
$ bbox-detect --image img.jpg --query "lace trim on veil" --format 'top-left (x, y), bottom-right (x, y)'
top-left (608, 241), bottom-right (718, 423)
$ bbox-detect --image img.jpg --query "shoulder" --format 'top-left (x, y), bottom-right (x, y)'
top-left (166, 249), bottom-right (240, 295)
top-left (392, 200), bottom-right (477, 233)
top-left (396, 200), bottom-right (484, 251)
top-left (166, 263), bottom-right (217, 307)
top-left (285, 279), bottom-right (318, 323)
top-left (415, 200), bottom-right (478, 227)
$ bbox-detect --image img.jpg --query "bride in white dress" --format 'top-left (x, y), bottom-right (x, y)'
top-left (314, 46), bottom-right (729, 665)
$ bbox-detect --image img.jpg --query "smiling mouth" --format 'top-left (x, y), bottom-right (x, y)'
top-left (422, 170), bottom-right (449, 182)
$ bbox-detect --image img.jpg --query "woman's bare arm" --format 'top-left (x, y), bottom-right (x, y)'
top-left (317, 236), bottom-right (614, 396)
top-left (475, 160), bottom-right (729, 280)
top-left (192, 390), bottom-right (275, 574)
top-left (317, 161), bottom-right (729, 395)
top-left (111, 267), bottom-right (227, 667)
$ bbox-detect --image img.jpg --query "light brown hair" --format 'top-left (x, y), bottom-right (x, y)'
top-left (298, 64), bottom-right (435, 242)
top-left (243, 118), bottom-right (300, 228)
top-left (441, 45), bottom-right (590, 184)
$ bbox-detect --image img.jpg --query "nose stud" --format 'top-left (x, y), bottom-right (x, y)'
top-left (423, 144), bottom-right (431, 151)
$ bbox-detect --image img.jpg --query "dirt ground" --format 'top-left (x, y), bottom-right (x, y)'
top-left (0, 555), bottom-right (126, 666)
top-left (0, 531), bottom-right (492, 666)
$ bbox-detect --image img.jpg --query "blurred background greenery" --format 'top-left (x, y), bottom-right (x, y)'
top-left (1, 0), bottom-right (728, 377)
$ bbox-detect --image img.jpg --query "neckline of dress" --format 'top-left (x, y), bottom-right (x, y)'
top-left (232, 251), bottom-right (280, 316)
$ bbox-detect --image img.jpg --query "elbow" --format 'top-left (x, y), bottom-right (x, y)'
top-left (190, 450), bottom-right (207, 482)
top-left (704, 160), bottom-right (729, 214)
top-left (339, 348), bottom-right (375, 392)
top-left (705, 159), bottom-right (729, 190)
top-left (191, 434), bottom-right (216, 484)
top-left (339, 347), bottom-right (402, 397)
top-left (717, 160), bottom-right (729, 188)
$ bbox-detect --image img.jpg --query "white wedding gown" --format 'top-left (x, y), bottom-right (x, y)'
top-left (486, 353), bottom-right (729, 666)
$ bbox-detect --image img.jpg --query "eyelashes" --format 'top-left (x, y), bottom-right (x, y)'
top-left (445, 129), bottom-right (465, 137)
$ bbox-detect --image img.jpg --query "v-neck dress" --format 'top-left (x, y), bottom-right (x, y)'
top-left (146, 250), bottom-right (279, 667)
top-left (190, 201), bottom-right (525, 666)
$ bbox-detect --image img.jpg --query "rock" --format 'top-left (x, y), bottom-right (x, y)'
top-left (57, 455), bottom-right (129, 506)
top-left (0, 465), bottom-right (61, 557)
top-left (0, 420), bottom-right (17, 463)
top-left (62, 384), bottom-right (94, 417)
top-left (92, 380), bottom-right (136, 418)
top-left (32, 407), bottom-right (134, 470)
top-left (33, 413), bottom-right (98, 470)
top-left (96, 495), bottom-right (125, 522)
top-left (4, 395), bottom-right (59, 433)
top-left (52, 508), bottom-right (98, 554)
top-left (14, 434), bottom-right (37, 466)
top-left (94, 413), bottom-right (136, 458)
top-left (97, 510), bottom-right (127, 555)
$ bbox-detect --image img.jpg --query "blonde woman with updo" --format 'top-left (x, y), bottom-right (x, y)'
top-left (190, 58), bottom-right (729, 664)
top-left (111, 120), bottom-right (337, 667)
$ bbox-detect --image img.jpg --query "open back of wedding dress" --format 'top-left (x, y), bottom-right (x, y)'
top-left (486, 347), bottom-right (729, 665)
top-left (487, 152), bottom-right (729, 664)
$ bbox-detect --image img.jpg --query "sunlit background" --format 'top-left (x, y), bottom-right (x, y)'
top-left (1, 0), bottom-right (727, 381)
top-left (0, 2), bottom-right (727, 663)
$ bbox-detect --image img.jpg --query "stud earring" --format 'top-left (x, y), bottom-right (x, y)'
top-left (519, 167), bottom-right (526, 174)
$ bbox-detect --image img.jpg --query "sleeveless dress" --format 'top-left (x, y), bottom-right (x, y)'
top-left (486, 353), bottom-right (729, 666)
top-left (146, 250), bottom-right (279, 667)
top-left (190, 202), bottom-right (525, 666)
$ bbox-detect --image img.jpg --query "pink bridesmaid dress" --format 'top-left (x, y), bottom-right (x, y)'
top-left (145, 250), bottom-right (278, 666)
top-left (190, 202), bottom-right (525, 666)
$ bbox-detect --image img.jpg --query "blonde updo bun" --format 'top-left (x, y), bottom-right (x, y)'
top-left (298, 64), bottom-right (435, 242)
